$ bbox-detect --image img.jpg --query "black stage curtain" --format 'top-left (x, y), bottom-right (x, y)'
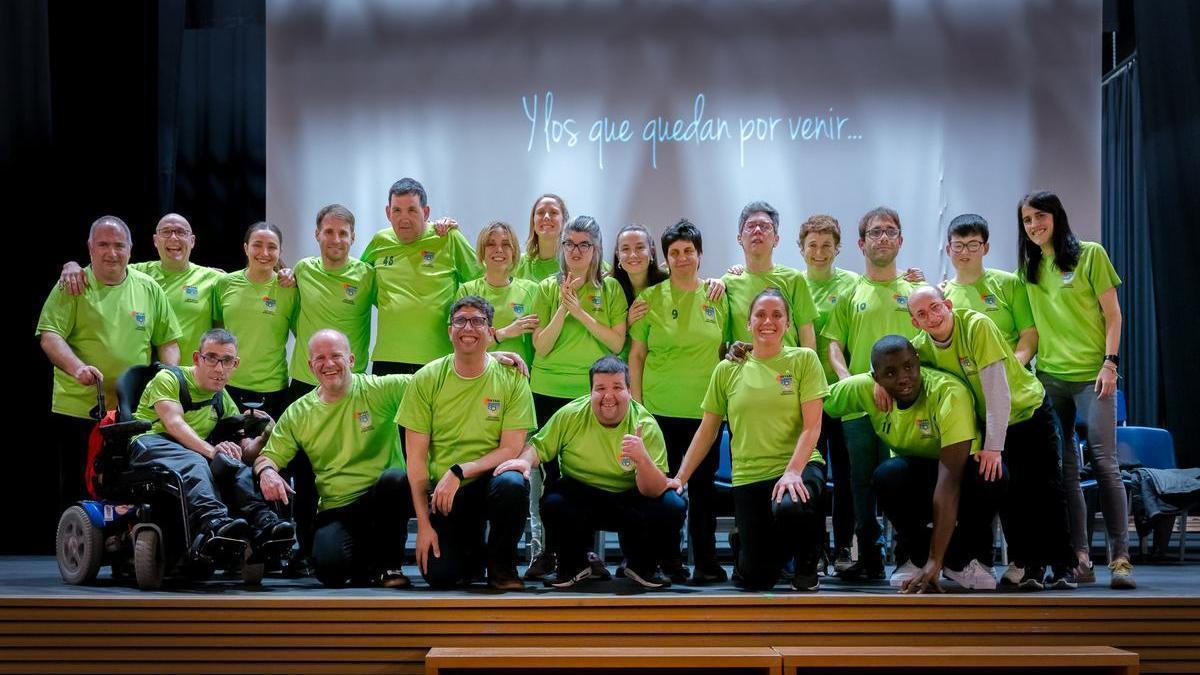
top-left (5, 0), bottom-right (266, 554)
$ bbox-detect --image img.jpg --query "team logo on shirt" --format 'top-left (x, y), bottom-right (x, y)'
top-left (981, 293), bottom-right (998, 309)
top-left (703, 304), bottom-right (717, 322)
top-left (184, 285), bottom-right (199, 303)
top-left (893, 294), bottom-right (909, 311)
top-left (778, 374), bottom-right (795, 396)
top-left (356, 410), bottom-right (374, 432)
top-left (827, 294), bottom-right (838, 305)
top-left (421, 250), bottom-right (436, 266)
top-left (131, 311), bottom-right (147, 331)
top-left (1061, 271), bottom-right (1075, 287)
top-left (511, 303), bottom-right (525, 316)
top-left (916, 419), bottom-right (933, 437)
top-left (262, 296), bottom-right (277, 314)
top-left (958, 356), bottom-right (977, 374)
top-left (589, 294), bottom-right (602, 310)
top-left (484, 398), bottom-right (502, 420)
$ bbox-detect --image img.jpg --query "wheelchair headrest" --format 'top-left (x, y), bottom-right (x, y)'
top-left (115, 364), bottom-right (162, 423)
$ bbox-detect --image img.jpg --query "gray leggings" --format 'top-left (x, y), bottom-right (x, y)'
top-left (1038, 373), bottom-right (1128, 560)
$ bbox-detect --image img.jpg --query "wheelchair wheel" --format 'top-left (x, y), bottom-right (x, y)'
top-left (134, 529), bottom-right (165, 590)
top-left (56, 506), bottom-right (103, 585)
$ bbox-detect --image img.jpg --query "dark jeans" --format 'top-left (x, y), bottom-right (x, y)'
top-left (842, 415), bottom-right (890, 551)
top-left (425, 471), bottom-right (529, 589)
top-left (313, 468), bottom-right (413, 587)
top-left (873, 455), bottom-right (1008, 569)
top-left (52, 413), bottom-right (95, 511)
top-left (129, 434), bottom-right (276, 535)
top-left (542, 475), bottom-right (687, 578)
top-left (225, 385), bottom-right (293, 421)
top-left (999, 400), bottom-right (1075, 570)
top-left (732, 463), bottom-right (826, 590)
top-left (657, 414), bottom-right (721, 566)
top-left (529, 392), bottom-right (574, 558)
top-left (285, 378), bottom-right (316, 404)
top-left (819, 413), bottom-right (853, 551)
top-left (372, 361), bottom-right (422, 376)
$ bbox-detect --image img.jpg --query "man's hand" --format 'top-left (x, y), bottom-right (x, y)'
top-left (975, 450), bottom-right (1003, 482)
top-left (665, 476), bottom-right (684, 495)
top-left (278, 267), bottom-right (297, 288)
top-left (903, 267), bottom-right (926, 283)
top-left (73, 364), bottom-right (104, 387)
top-left (725, 341), bottom-right (752, 363)
top-left (59, 261), bottom-right (88, 295)
top-left (430, 469), bottom-right (461, 516)
top-left (872, 381), bottom-right (893, 412)
top-left (259, 468), bottom-right (295, 505)
top-left (900, 560), bottom-right (945, 594)
top-left (415, 524), bottom-right (441, 574)
top-left (618, 424), bottom-right (649, 470)
top-left (494, 457), bottom-right (532, 480)
top-left (772, 469), bottom-right (810, 504)
top-left (725, 264), bottom-right (745, 276)
top-left (433, 217), bottom-right (458, 236)
top-left (213, 441), bottom-right (242, 461)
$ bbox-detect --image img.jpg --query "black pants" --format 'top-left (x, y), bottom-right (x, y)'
top-left (819, 413), bottom-right (854, 551)
top-left (52, 413), bottom-right (95, 511)
top-left (732, 463), bottom-right (826, 590)
top-left (372, 361), bottom-right (422, 376)
top-left (425, 471), bottom-right (529, 589)
top-left (129, 434), bottom-right (276, 535)
top-left (873, 455), bottom-right (1008, 569)
top-left (313, 468), bottom-right (413, 587)
top-left (656, 414), bottom-right (721, 566)
top-left (225, 385), bottom-right (293, 421)
top-left (542, 475), bottom-right (687, 578)
top-left (999, 400), bottom-right (1075, 570)
top-left (285, 379), bottom-right (316, 404)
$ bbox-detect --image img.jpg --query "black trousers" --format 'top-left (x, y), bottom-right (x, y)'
top-left (732, 463), bottom-right (826, 590)
top-left (819, 413), bottom-right (854, 551)
top-left (371, 361), bottom-right (422, 459)
top-left (313, 468), bottom-right (413, 587)
top-left (656, 414), bottom-right (721, 565)
top-left (542, 476), bottom-right (687, 578)
top-left (52, 413), bottom-right (96, 511)
top-left (999, 400), bottom-right (1075, 570)
top-left (284, 378), bottom-right (316, 404)
top-left (424, 471), bottom-right (530, 589)
top-left (225, 385), bottom-right (293, 421)
top-left (873, 455), bottom-right (1008, 569)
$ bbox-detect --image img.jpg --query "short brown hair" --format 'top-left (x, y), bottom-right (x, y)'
top-left (476, 221), bottom-right (521, 273)
top-left (798, 214), bottom-right (842, 247)
top-left (857, 206), bottom-right (901, 239)
top-left (315, 204), bottom-right (355, 231)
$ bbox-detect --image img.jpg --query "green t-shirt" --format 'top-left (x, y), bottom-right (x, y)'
top-left (942, 269), bottom-right (1034, 350)
top-left (821, 275), bottom-right (919, 376)
top-left (290, 257), bottom-right (376, 386)
top-left (701, 347), bottom-right (827, 487)
top-left (36, 267), bottom-right (182, 419)
top-left (455, 277), bottom-right (539, 364)
top-left (913, 308), bottom-right (1045, 425)
top-left (529, 276), bottom-right (629, 398)
top-left (361, 226), bottom-right (483, 365)
top-left (213, 270), bottom-right (299, 393)
top-left (514, 254), bottom-right (560, 282)
top-left (1022, 241), bottom-right (1121, 381)
top-left (629, 280), bottom-right (730, 419)
top-left (806, 267), bottom-right (861, 384)
top-left (130, 261), bottom-right (223, 356)
top-left (132, 366), bottom-right (237, 440)
top-left (824, 368), bottom-right (981, 460)
top-left (531, 396), bottom-right (668, 493)
top-left (261, 374), bottom-right (409, 511)
top-left (721, 265), bottom-right (819, 346)
top-left (395, 355), bottom-right (536, 484)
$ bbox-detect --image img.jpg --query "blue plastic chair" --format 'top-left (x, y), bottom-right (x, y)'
top-left (1116, 426), bottom-right (1189, 561)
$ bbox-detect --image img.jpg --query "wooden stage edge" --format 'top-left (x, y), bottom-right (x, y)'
top-left (2, 593), bottom-right (1199, 674)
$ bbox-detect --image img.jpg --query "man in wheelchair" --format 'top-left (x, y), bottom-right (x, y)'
top-left (130, 328), bottom-right (295, 555)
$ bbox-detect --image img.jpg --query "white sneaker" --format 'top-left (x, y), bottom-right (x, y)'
top-left (1000, 564), bottom-right (1024, 587)
top-left (943, 559), bottom-right (997, 590)
top-left (889, 560), bottom-right (921, 588)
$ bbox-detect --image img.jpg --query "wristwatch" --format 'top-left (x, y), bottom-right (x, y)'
top-left (449, 464), bottom-right (465, 480)
top-left (1104, 354), bottom-right (1120, 367)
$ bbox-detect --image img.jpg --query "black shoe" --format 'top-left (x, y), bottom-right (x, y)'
top-left (587, 552), bottom-right (612, 580)
top-left (792, 569), bottom-right (820, 592)
top-left (487, 566), bottom-right (526, 591)
top-left (284, 555), bottom-right (315, 578)
top-left (1044, 566), bottom-right (1078, 590)
top-left (547, 566), bottom-right (593, 589)
top-left (253, 520), bottom-right (296, 549)
top-left (625, 567), bottom-right (670, 589)
top-left (379, 569), bottom-right (411, 589)
top-left (836, 552), bottom-right (885, 581)
top-left (203, 516), bottom-right (251, 542)
top-left (833, 547), bottom-right (854, 574)
top-left (688, 560), bottom-right (729, 586)
top-left (1017, 566), bottom-right (1046, 591)
top-left (523, 552), bottom-right (556, 581)
top-left (662, 560), bottom-right (691, 585)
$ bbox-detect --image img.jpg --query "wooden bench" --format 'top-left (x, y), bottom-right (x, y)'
top-left (773, 646), bottom-right (1138, 674)
top-left (425, 647), bottom-right (782, 674)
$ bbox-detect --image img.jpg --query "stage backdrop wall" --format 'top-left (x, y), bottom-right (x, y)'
top-left (266, 0), bottom-right (1101, 279)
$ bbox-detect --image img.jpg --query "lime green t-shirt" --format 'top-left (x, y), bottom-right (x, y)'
top-left (701, 347), bottom-right (827, 487)
top-left (806, 267), bottom-right (861, 384)
top-left (361, 226), bottom-right (483, 365)
top-left (132, 366), bottom-right (237, 440)
top-left (942, 269), bottom-right (1034, 350)
top-left (530, 276), bottom-right (629, 398)
top-left (530, 396), bottom-right (668, 493)
top-left (455, 277), bottom-right (539, 364)
top-left (912, 308), bottom-right (1044, 425)
top-left (821, 275), bottom-right (919, 376)
top-left (290, 257), bottom-right (376, 386)
top-left (1022, 241), bottom-right (1121, 382)
top-left (395, 354), bottom-right (536, 484)
top-left (514, 254), bottom-right (560, 282)
top-left (261, 374), bottom-right (409, 511)
top-left (213, 270), bottom-right (299, 393)
top-left (130, 261), bottom-right (223, 356)
top-left (824, 368), bottom-right (981, 460)
top-left (37, 267), bottom-right (182, 419)
top-left (721, 265), bottom-right (819, 346)
top-left (629, 280), bottom-right (730, 419)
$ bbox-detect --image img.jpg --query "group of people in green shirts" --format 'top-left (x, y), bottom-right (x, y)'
top-left (38, 177), bottom-right (1135, 592)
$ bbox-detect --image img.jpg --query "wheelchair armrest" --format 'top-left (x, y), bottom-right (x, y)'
top-left (100, 419), bottom-right (153, 439)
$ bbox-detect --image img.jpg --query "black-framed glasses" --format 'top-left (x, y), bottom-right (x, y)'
top-left (865, 227), bottom-right (901, 241)
top-left (562, 240), bottom-right (594, 253)
top-left (450, 316), bottom-right (489, 329)
top-left (199, 353), bottom-right (238, 368)
top-left (949, 241), bottom-right (984, 253)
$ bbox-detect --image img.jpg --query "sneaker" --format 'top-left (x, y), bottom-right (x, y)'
top-left (689, 560), bottom-right (729, 586)
top-left (1044, 566), bottom-right (1078, 590)
top-left (662, 560), bottom-right (691, 585)
top-left (833, 547), bottom-right (854, 574)
top-left (838, 552), bottom-right (885, 581)
top-left (252, 520), bottom-right (296, 550)
top-left (1074, 560), bottom-right (1096, 583)
top-left (1109, 558), bottom-right (1137, 590)
top-left (1000, 564), bottom-right (1025, 587)
top-left (624, 567), bottom-right (670, 589)
top-left (487, 567), bottom-right (526, 591)
top-left (587, 552), bottom-right (612, 580)
top-left (203, 516), bottom-right (251, 542)
top-left (523, 552), bottom-right (556, 581)
top-left (792, 569), bottom-right (820, 592)
top-left (1016, 566), bottom-right (1046, 591)
top-left (379, 569), bottom-right (411, 589)
top-left (942, 559), bottom-right (997, 590)
top-left (548, 566), bottom-right (593, 589)
top-left (889, 560), bottom-right (921, 588)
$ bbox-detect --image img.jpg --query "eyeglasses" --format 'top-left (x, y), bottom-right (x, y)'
top-left (949, 241), bottom-right (984, 253)
top-left (156, 227), bottom-right (192, 239)
top-left (450, 316), bottom-right (489, 329)
top-left (562, 240), bottom-right (594, 253)
top-left (865, 227), bottom-right (901, 241)
top-left (742, 221), bottom-right (775, 233)
top-left (199, 353), bottom-right (238, 369)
